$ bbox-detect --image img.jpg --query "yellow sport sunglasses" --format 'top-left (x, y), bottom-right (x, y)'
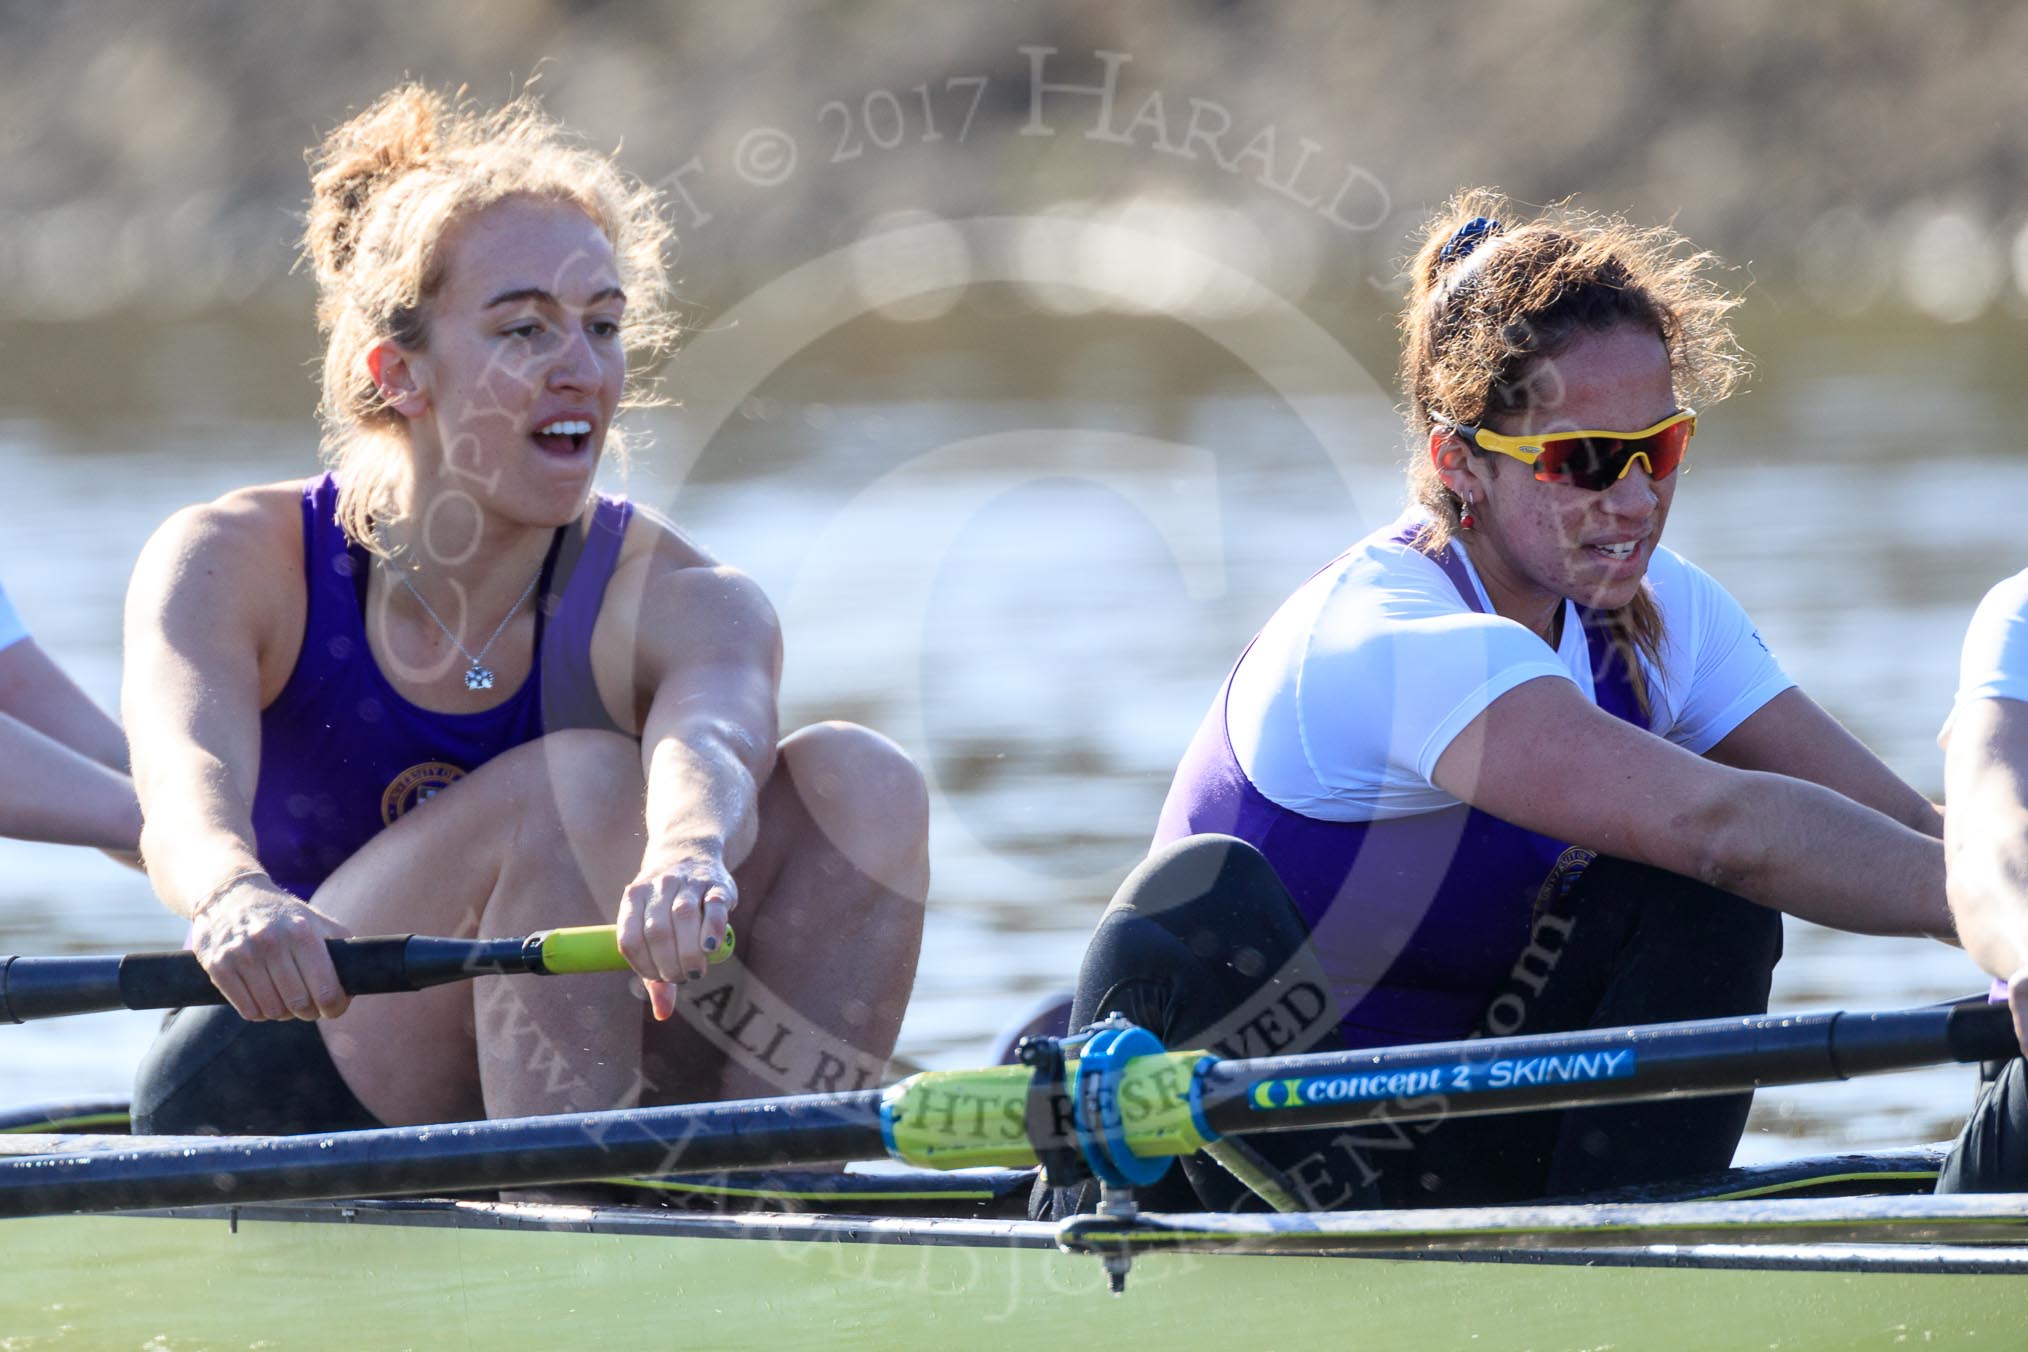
top-left (1436, 409), bottom-right (1696, 491)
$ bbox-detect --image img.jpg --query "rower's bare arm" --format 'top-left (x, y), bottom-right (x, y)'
top-left (1941, 696), bottom-right (2028, 990)
top-left (0, 634), bottom-right (140, 856)
top-left (0, 712), bottom-right (139, 851)
top-left (1431, 677), bottom-right (1949, 938)
top-left (1707, 688), bottom-right (1943, 838)
top-left (0, 636), bottom-right (131, 773)
top-left (634, 564), bottom-right (783, 863)
top-left (125, 499), bottom-right (272, 907)
top-left (601, 546), bottom-right (783, 1001)
top-left (123, 494), bottom-right (350, 1020)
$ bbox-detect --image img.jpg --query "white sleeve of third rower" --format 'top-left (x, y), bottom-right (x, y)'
top-left (1229, 547), bottom-right (1573, 822)
top-left (1956, 567), bottom-right (2028, 705)
top-left (0, 579), bottom-right (26, 654)
top-left (1643, 548), bottom-right (1794, 754)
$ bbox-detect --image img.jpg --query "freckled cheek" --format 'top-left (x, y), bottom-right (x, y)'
top-left (475, 362), bottom-right (544, 414)
top-left (1543, 506), bottom-right (1590, 548)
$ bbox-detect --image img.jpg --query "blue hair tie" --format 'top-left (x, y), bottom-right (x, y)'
top-left (1439, 216), bottom-right (1502, 265)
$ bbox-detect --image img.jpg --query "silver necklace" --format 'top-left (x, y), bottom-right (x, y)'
top-left (386, 558), bottom-right (542, 692)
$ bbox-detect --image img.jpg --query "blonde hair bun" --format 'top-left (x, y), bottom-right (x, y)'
top-left (304, 85), bottom-right (445, 289)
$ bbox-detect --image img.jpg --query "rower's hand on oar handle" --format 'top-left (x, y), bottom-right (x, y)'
top-left (189, 872), bottom-right (354, 1023)
top-left (617, 840), bottom-right (739, 1022)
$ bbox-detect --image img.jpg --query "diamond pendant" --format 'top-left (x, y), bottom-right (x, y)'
top-left (464, 665), bottom-right (496, 692)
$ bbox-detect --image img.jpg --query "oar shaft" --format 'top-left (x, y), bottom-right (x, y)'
top-left (0, 1092), bottom-right (886, 1218)
top-left (0, 1000), bottom-right (2010, 1218)
top-left (0, 934), bottom-right (548, 1023)
top-left (1194, 1003), bottom-right (2016, 1136)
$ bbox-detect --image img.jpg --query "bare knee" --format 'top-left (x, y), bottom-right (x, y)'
top-left (525, 729), bottom-right (645, 838)
top-left (779, 721), bottom-right (928, 896)
top-left (500, 730), bottom-right (646, 913)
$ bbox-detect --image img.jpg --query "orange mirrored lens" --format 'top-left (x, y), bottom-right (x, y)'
top-left (1533, 420), bottom-right (1690, 489)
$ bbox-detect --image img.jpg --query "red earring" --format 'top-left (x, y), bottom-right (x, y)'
top-left (1459, 496), bottom-right (1477, 530)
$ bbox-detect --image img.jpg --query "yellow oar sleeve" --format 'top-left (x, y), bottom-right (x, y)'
top-left (881, 1051), bottom-right (1214, 1170)
top-left (536, 924), bottom-right (737, 975)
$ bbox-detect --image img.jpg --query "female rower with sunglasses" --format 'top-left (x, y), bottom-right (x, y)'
top-left (1045, 192), bottom-right (1952, 1215)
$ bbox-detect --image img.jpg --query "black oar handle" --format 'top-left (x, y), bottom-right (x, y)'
top-left (0, 935), bottom-right (540, 1023)
top-left (119, 940), bottom-right (417, 1012)
top-left (1942, 1000), bottom-right (2022, 1064)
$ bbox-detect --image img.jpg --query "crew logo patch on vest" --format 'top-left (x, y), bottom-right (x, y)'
top-left (1534, 845), bottom-right (1598, 911)
top-left (380, 761), bottom-right (467, 825)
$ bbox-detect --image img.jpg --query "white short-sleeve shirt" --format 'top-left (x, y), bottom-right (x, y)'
top-left (1940, 566), bottom-right (2028, 753)
top-left (1226, 513), bottom-right (1794, 822)
top-left (0, 580), bottom-right (27, 655)
top-left (1955, 567), bottom-right (2028, 706)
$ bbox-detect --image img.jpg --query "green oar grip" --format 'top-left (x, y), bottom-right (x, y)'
top-left (534, 923), bottom-right (735, 975)
top-left (533, 926), bottom-right (627, 974)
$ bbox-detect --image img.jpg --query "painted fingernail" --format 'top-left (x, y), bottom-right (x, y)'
top-left (687, 967), bottom-right (703, 981)
top-left (702, 935), bottom-right (718, 952)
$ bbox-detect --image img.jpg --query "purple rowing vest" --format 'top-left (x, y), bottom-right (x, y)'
top-left (1154, 524), bottom-right (1646, 1049)
top-left (249, 474), bottom-right (632, 899)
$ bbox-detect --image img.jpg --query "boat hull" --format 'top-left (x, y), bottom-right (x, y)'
top-left (5, 1199), bottom-right (2024, 1351)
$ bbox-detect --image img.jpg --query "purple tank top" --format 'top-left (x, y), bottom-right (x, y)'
top-left (249, 474), bottom-right (633, 899)
top-left (1154, 523), bottom-right (1646, 1049)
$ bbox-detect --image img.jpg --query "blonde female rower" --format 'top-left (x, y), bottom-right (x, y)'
top-left (129, 86), bottom-right (927, 1135)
